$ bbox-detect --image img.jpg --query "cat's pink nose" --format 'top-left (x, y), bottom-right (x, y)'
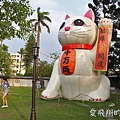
top-left (65, 26), bottom-right (70, 31)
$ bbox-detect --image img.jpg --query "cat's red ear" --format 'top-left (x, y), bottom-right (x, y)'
top-left (84, 9), bottom-right (95, 21)
top-left (65, 14), bottom-right (70, 20)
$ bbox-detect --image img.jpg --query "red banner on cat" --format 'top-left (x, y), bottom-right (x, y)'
top-left (94, 26), bottom-right (110, 71)
top-left (61, 49), bottom-right (76, 75)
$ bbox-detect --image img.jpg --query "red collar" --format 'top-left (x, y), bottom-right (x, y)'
top-left (62, 44), bottom-right (93, 51)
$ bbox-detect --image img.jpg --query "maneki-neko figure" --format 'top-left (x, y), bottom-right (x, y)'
top-left (41, 9), bottom-right (113, 102)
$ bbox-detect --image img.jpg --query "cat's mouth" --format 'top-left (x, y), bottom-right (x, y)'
top-left (65, 33), bottom-right (71, 36)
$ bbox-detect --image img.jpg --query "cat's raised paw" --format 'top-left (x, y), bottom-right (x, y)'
top-left (98, 18), bottom-right (113, 28)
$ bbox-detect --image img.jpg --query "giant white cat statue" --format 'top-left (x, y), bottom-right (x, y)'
top-left (41, 9), bottom-right (113, 102)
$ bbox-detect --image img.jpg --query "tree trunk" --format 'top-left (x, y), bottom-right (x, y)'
top-left (36, 23), bottom-right (41, 80)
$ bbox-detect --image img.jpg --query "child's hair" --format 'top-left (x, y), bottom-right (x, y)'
top-left (3, 76), bottom-right (8, 81)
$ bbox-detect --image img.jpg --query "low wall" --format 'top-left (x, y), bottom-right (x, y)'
top-left (0, 77), bottom-right (49, 87)
top-left (108, 75), bottom-right (120, 88)
top-left (0, 78), bottom-right (32, 87)
top-left (0, 75), bottom-right (119, 88)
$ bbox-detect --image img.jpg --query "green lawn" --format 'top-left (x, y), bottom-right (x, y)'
top-left (0, 87), bottom-right (120, 120)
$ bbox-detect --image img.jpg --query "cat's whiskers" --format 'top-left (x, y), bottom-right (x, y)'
top-left (71, 29), bottom-right (92, 33)
top-left (86, 25), bottom-right (91, 27)
top-left (58, 34), bottom-right (64, 40)
top-left (72, 34), bottom-right (86, 38)
top-left (59, 32), bottom-right (88, 39)
top-left (73, 33), bottom-right (87, 36)
top-left (71, 31), bottom-right (89, 38)
top-left (58, 33), bottom-right (64, 36)
top-left (58, 32), bottom-right (64, 37)
top-left (71, 30), bottom-right (91, 37)
top-left (59, 28), bottom-right (91, 39)
top-left (58, 34), bottom-right (63, 37)
top-left (59, 31), bottom-right (64, 34)
top-left (70, 28), bottom-right (82, 32)
top-left (71, 31), bottom-right (88, 36)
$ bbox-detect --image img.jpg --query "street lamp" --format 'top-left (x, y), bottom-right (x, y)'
top-left (30, 43), bottom-right (39, 120)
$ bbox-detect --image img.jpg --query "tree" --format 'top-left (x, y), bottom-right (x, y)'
top-left (38, 61), bottom-right (53, 77)
top-left (88, 0), bottom-right (120, 76)
top-left (49, 50), bottom-right (61, 65)
top-left (0, 44), bottom-right (12, 77)
top-left (0, 0), bottom-right (34, 41)
top-left (32, 7), bottom-right (52, 78)
top-left (24, 34), bottom-right (36, 76)
top-left (17, 47), bottom-right (25, 74)
top-left (25, 60), bottom-right (53, 77)
top-left (24, 65), bottom-right (33, 76)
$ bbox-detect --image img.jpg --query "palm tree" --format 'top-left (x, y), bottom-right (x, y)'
top-left (35, 7), bottom-right (51, 47)
top-left (32, 7), bottom-right (51, 79)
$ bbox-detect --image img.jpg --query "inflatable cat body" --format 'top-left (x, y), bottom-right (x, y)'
top-left (41, 9), bottom-right (113, 102)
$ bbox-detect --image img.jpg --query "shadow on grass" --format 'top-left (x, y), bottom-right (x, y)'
top-left (0, 114), bottom-right (7, 119)
top-left (9, 98), bottom-right (27, 120)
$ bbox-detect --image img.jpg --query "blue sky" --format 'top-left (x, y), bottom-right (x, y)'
top-left (3, 0), bottom-right (92, 62)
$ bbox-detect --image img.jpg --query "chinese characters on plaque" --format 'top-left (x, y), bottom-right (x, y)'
top-left (94, 26), bottom-right (110, 71)
top-left (61, 49), bottom-right (76, 75)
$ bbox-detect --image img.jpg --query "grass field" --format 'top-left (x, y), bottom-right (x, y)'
top-left (0, 87), bottom-right (120, 120)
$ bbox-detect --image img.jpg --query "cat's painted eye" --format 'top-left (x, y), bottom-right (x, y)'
top-left (73, 19), bottom-right (85, 26)
top-left (59, 22), bottom-right (65, 30)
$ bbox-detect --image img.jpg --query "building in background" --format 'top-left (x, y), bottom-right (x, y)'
top-left (11, 53), bottom-right (25, 75)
